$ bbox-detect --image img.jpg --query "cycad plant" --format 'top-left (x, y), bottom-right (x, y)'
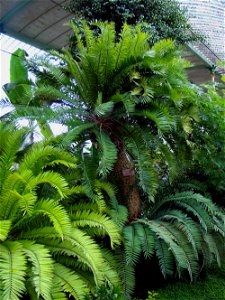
top-left (8, 21), bottom-right (198, 220)
top-left (0, 122), bottom-right (122, 300)
top-left (121, 191), bottom-right (225, 297)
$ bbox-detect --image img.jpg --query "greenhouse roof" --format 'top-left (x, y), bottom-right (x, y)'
top-left (0, 0), bottom-right (73, 50)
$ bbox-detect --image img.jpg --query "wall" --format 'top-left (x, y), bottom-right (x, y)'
top-left (179, 0), bottom-right (225, 61)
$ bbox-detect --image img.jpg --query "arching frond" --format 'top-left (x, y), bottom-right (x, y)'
top-left (71, 210), bottom-right (121, 248)
top-left (19, 144), bottom-right (76, 174)
top-left (53, 263), bottom-right (88, 300)
top-left (33, 200), bottom-right (71, 238)
top-left (28, 171), bottom-right (69, 198)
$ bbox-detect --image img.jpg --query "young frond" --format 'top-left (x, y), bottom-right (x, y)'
top-left (0, 241), bottom-right (27, 300)
top-left (21, 240), bottom-right (54, 300)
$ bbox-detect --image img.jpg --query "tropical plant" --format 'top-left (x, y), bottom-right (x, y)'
top-left (0, 122), bottom-right (122, 300)
top-left (121, 191), bottom-right (225, 298)
top-left (9, 22), bottom-right (200, 221)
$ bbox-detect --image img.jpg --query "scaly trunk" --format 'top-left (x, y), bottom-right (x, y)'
top-left (114, 149), bottom-right (141, 220)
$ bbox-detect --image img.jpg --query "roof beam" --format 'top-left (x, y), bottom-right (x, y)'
top-left (0, 0), bottom-right (32, 26)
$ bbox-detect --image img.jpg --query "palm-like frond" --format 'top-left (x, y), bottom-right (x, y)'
top-left (95, 129), bottom-right (118, 176)
top-left (21, 240), bottom-right (53, 300)
top-left (0, 123), bottom-right (122, 299)
top-left (33, 200), bottom-right (71, 238)
top-left (0, 242), bottom-right (26, 300)
top-left (125, 130), bottom-right (158, 200)
top-left (71, 210), bottom-right (121, 248)
top-left (19, 144), bottom-right (77, 174)
top-left (53, 263), bottom-right (88, 300)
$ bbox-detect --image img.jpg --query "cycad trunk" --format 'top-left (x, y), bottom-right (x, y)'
top-left (114, 150), bottom-right (141, 220)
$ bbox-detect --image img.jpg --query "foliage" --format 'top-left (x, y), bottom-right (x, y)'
top-left (190, 86), bottom-right (225, 200)
top-left (0, 122), bottom-right (122, 300)
top-left (145, 291), bottom-right (159, 300)
top-left (65, 0), bottom-right (201, 45)
top-left (8, 22), bottom-right (201, 220)
top-left (84, 284), bottom-right (126, 300)
top-left (2, 21), bottom-right (225, 300)
top-left (120, 191), bottom-right (225, 297)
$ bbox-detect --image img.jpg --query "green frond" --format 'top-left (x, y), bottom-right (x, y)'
top-left (159, 209), bottom-right (201, 257)
top-left (0, 241), bottom-right (26, 300)
top-left (0, 220), bottom-right (11, 242)
top-left (152, 192), bottom-right (217, 232)
top-left (19, 144), bottom-right (76, 174)
top-left (21, 240), bottom-right (54, 300)
top-left (49, 229), bottom-right (106, 285)
top-left (33, 200), bottom-right (71, 238)
top-left (136, 107), bottom-right (176, 133)
top-left (212, 215), bottom-right (225, 237)
top-left (33, 84), bottom-right (71, 102)
top-left (125, 131), bottom-right (158, 199)
top-left (81, 156), bottom-right (98, 200)
top-left (123, 225), bottom-right (142, 267)
top-left (134, 223), bottom-right (154, 259)
top-left (110, 204), bottom-right (128, 228)
top-left (203, 233), bottom-right (222, 266)
top-left (94, 180), bottom-right (117, 203)
top-left (118, 252), bottom-right (135, 299)
top-left (155, 237), bottom-right (174, 277)
top-left (60, 123), bottom-right (94, 147)
top-left (0, 125), bottom-right (28, 190)
top-left (117, 93), bottom-right (136, 114)
top-left (0, 189), bottom-right (21, 220)
top-left (19, 226), bottom-right (59, 241)
top-left (95, 129), bottom-right (118, 176)
top-left (95, 101), bottom-right (114, 117)
top-left (17, 192), bottom-right (37, 216)
top-left (28, 171), bottom-right (69, 198)
top-left (137, 219), bottom-right (199, 280)
top-left (100, 249), bottom-right (121, 286)
top-left (53, 263), bottom-right (88, 300)
top-left (30, 54), bottom-right (69, 85)
top-left (71, 210), bottom-right (121, 248)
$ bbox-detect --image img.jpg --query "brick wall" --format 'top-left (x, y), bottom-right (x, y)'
top-left (179, 0), bottom-right (225, 60)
